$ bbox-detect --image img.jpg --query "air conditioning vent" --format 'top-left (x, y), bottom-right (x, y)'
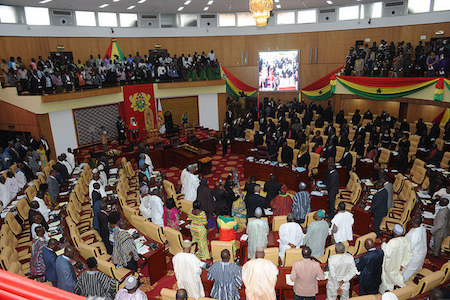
top-left (161, 24), bottom-right (173, 28)
top-left (319, 8), bottom-right (336, 13)
top-left (385, 1), bottom-right (404, 7)
top-left (201, 15), bottom-right (216, 19)
top-left (141, 14), bottom-right (157, 19)
top-left (52, 10), bottom-right (72, 16)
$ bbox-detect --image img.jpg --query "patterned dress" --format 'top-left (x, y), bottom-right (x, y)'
top-left (36, 149), bottom-right (48, 167)
top-left (207, 261), bottom-right (242, 300)
top-left (271, 194), bottom-right (293, 216)
top-left (30, 236), bottom-right (47, 282)
top-left (163, 207), bottom-right (180, 231)
top-left (188, 209), bottom-right (210, 260)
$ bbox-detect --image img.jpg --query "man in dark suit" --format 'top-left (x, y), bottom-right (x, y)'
top-left (357, 238), bottom-right (384, 295)
top-left (354, 123), bottom-right (366, 141)
top-left (370, 181), bottom-right (388, 236)
top-left (363, 109), bottom-right (373, 120)
top-left (97, 202), bottom-right (112, 254)
top-left (46, 170), bottom-right (60, 206)
top-left (54, 155), bottom-right (70, 182)
top-left (263, 174), bottom-right (282, 207)
top-left (55, 246), bottom-right (77, 293)
top-left (352, 109), bottom-right (361, 125)
top-left (245, 185), bottom-right (266, 218)
top-left (427, 144), bottom-right (443, 166)
top-left (324, 162), bottom-right (339, 217)
top-left (280, 142), bottom-right (294, 165)
top-left (42, 238), bottom-right (59, 286)
top-left (29, 201), bottom-right (49, 231)
top-left (21, 158), bottom-right (35, 181)
top-left (339, 146), bottom-right (353, 180)
top-left (323, 140), bottom-right (337, 161)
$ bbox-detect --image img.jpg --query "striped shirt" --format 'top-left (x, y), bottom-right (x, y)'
top-left (112, 229), bottom-right (139, 267)
top-left (292, 191), bottom-right (311, 221)
top-left (74, 270), bottom-right (116, 300)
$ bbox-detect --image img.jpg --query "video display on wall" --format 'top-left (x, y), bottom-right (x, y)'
top-left (258, 50), bottom-right (299, 92)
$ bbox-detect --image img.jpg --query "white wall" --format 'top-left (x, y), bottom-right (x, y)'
top-left (48, 109), bottom-right (78, 157)
top-left (198, 93), bottom-right (219, 131)
top-left (0, 11), bottom-right (447, 37)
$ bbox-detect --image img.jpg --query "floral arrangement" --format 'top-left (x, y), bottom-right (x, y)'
top-left (106, 149), bottom-right (121, 157)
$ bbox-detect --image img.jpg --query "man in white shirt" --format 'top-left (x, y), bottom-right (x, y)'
top-left (89, 169), bottom-right (107, 204)
top-left (139, 188), bottom-right (164, 228)
top-left (60, 153), bottom-right (73, 175)
top-left (15, 165), bottom-right (27, 190)
top-left (326, 242), bottom-right (358, 300)
top-left (207, 50), bottom-right (216, 62)
top-left (247, 207), bottom-right (269, 259)
top-left (330, 202), bottom-right (354, 243)
top-left (0, 176), bottom-right (12, 210)
top-left (66, 148), bottom-right (76, 171)
top-left (278, 213), bottom-right (304, 259)
top-left (97, 164), bottom-right (108, 188)
top-left (433, 186), bottom-right (450, 215)
top-left (5, 170), bottom-right (19, 199)
top-left (172, 240), bottom-right (205, 299)
top-left (403, 215), bottom-right (427, 281)
top-left (182, 165), bottom-right (200, 202)
top-left (33, 190), bottom-right (50, 222)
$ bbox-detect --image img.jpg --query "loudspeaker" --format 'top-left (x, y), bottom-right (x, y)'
top-left (200, 14), bottom-right (217, 27)
top-left (50, 9), bottom-right (74, 26)
top-left (140, 14), bottom-right (159, 28)
top-left (383, 1), bottom-right (406, 17)
top-left (318, 7), bottom-right (337, 22)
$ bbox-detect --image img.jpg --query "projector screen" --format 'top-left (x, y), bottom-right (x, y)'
top-left (258, 50), bottom-right (299, 92)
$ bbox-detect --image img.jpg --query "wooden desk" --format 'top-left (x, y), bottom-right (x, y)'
top-left (194, 137), bottom-right (218, 155)
top-left (356, 160), bottom-right (375, 179)
top-left (168, 147), bottom-right (212, 169)
top-left (243, 160), bottom-right (311, 191)
top-left (231, 140), bottom-right (254, 155)
top-left (142, 244), bottom-right (168, 284)
top-left (352, 204), bottom-right (372, 236)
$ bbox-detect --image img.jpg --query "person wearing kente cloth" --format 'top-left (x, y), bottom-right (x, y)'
top-left (188, 200), bottom-right (210, 260)
top-left (112, 219), bottom-right (139, 272)
top-left (271, 184), bottom-right (293, 216)
top-left (217, 207), bottom-right (238, 248)
top-left (30, 226), bottom-right (47, 282)
top-left (74, 257), bottom-right (117, 299)
top-left (128, 117), bottom-right (140, 146)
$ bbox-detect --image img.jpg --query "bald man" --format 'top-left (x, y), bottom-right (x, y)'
top-left (431, 198), bottom-right (450, 257)
top-left (55, 246), bottom-right (77, 292)
top-left (246, 207), bottom-right (269, 259)
top-left (357, 238), bottom-right (384, 295)
top-left (242, 248), bottom-right (279, 300)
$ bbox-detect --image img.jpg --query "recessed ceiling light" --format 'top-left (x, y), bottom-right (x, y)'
top-left (39, 0), bottom-right (53, 3)
top-left (326, 0), bottom-right (333, 4)
top-left (113, 0), bottom-right (120, 2)
top-left (203, 6), bottom-right (209, 11)
top-left (207, 0), bottom-right (214, 5)
top-left (138, 0), bottom-right (146, 3)
top-left (127, 5), bottom-right (135, 9)
top-left (99, 4), bottom-right (109, 8)
top-left (276, 4), bottom-right (281, 8)
top-left (184, 0), bottom-right (191, 5)
top-left (274, 0), bottom-right (280, 2)
top-left (178, 6), bottom-right (184, 11)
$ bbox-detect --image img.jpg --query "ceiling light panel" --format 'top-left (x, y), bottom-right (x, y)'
top-left (127, 5), bottom-right (135, 10)
top-left (99, 4), bottom-right (109, 8)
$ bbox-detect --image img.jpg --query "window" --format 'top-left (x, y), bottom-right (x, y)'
top-left (360, 2), bottom-right (382, 19)
top-left (24, 6), bottom-right (50, 25)
top-left (408, 0), bottom-right (431, 13)
top-left (98, 12), bottom-right (117, 27)
top-left (237, 12), bottom-right (256, 26)
top-left (297, 9), bottom-right (317, 24)
top-left (119, 13), bottom-right (137, 27)
top-left (161, 14), bottom-right (178, 28)
top-left (180, 14), bottom-right (197, 27)
top-left (0, 5), bottom-right (20, 23)
top-left (76, 11), bottom-right (96, 26)
top-left (339, 5), bottom-right (359, 20)
top-left (434, 0), bottom-right (450, 11)
top-left (218, 13), bottom-right (236, 27)
top-left (277, 11), bottom-right (295, 25)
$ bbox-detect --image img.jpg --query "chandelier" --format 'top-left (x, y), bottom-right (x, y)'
top-left (249, 0), bottom-right (273, 27)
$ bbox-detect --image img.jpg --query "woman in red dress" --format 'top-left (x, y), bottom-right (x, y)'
top-left (128, 117), bottom-right (140, 146)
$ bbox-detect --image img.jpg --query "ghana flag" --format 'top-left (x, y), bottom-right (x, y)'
top-left (220, 65), bottom-right (258, 100)
top-left (104, 38), bottom-right (125, 60)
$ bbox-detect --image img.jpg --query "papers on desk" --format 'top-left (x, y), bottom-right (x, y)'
top-left (316, 181), bottom-right (326, 188)
top-left (270, 161), bottom-right (278, 166)
top-left (110, 168), bottom-right (119, 175)
top-left (17, 194), bottom-right (26, 200)
top-left (55, 249), bottom-right (65, 256)
top-left (422, 211), bottom-right (435, 219)
top-left (311, 191), bottom-right (324, 197)
top-left (137, 244), bottom-right (150, 255)
top-left (418, 191), bottom-right (431, 199)
top-left (370, 189), bottom-right (377, 194)
top-left (264, 208), bottom-right (274, 216)
top-left (286, 274), bottom-right (294, 286)
top-left (435, 168), bottom-right (445, 172)
top-left (50, 233), bottom-right (63, 240)
top-left (364, 205), bottom-right (371, 211)
top-left (240, 234), bottom-right (248, 242)
top-left (392, 151), bottom-right (398, 156)
top-left (179, 220), bottom-right (185, 225)
top-left (319, 158), bottom-right (326, 163)
top-left (106, 190), bottom-right (114, 195)
top-left (362, 179), bottom-right (373, 186)
top-left (134, 236), bottom-right (146, 244)
top-left (426, 164), bottom-right (436, 168)
top-left (391, 169), bottom-right (399, 173)
top-left (27, 181), bottom-right (34, 187)
top-left (58, 202), bottom-right (68, 207)
top-left (418, 148), bottom-right (428, 152)
top-left (48, 220), bottom-right (61, 227)
top-left (127, 228), bottom-right (138, 236)
top-left (412, 183), bottom-right (418, 188)
top-left (185, 224), bottom-right (191, 229)
top-left (360, 158), bottom-right (373, 163)
top-left (69, 178), bottom-right (77, 182)
top-left (60, 191), bottom-right (69, 196)
top-left (295, 167), bottom-right (306, 173)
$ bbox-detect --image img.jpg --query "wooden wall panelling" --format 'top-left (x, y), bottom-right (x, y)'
top-left (406, 103), bottom-right (444, 123)
top-left (35, 113), bottom-right (56, 161)
top-left (0, 100), bottom-right (40, 138)
top-left (160, 96), bottom-right (199, 128)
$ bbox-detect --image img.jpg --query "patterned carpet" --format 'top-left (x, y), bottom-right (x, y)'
top-left (74, 139), bottom-right (449, 299)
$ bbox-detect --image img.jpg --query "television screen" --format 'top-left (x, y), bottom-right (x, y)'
top-left (258, 50), bottom-right (299, 92)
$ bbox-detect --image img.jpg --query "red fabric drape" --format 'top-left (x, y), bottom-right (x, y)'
top-left (221, 65), bottom-right (258, 92)
top-left (302, 66), bottom-right (343, 91)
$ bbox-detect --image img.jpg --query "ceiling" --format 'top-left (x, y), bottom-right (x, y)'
top-left (1, 0), bottom-right (383, 14)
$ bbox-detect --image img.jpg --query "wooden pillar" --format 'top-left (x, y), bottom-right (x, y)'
top-left (399, 102), bottom-right (408, 122)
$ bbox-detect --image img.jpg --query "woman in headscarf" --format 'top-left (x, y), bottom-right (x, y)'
top-left (196, 178), bottom-right (216, 229)
top-left (188, 200), bottom-right (210, 260)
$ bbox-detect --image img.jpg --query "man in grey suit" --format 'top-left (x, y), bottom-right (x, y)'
top-left (46, 169), bottom-right (60, 206)
top-left (431, 198), bottom-right (450, 257)
top-left (26, 151), bottom-right (40, 175)
top-left (55, 246), bottom-right (77, 292)
top-left (324, 162), bottom-right (339, 218)
top-left (382, 175), bottom-right (394, 210)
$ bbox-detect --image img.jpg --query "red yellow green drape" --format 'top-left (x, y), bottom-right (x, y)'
top-left (220, 65), bottom-right (258, 100)
top-left (104, 38), bottom-right (125, 60)
top-left (300, 66), bottom-right (344, 101)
